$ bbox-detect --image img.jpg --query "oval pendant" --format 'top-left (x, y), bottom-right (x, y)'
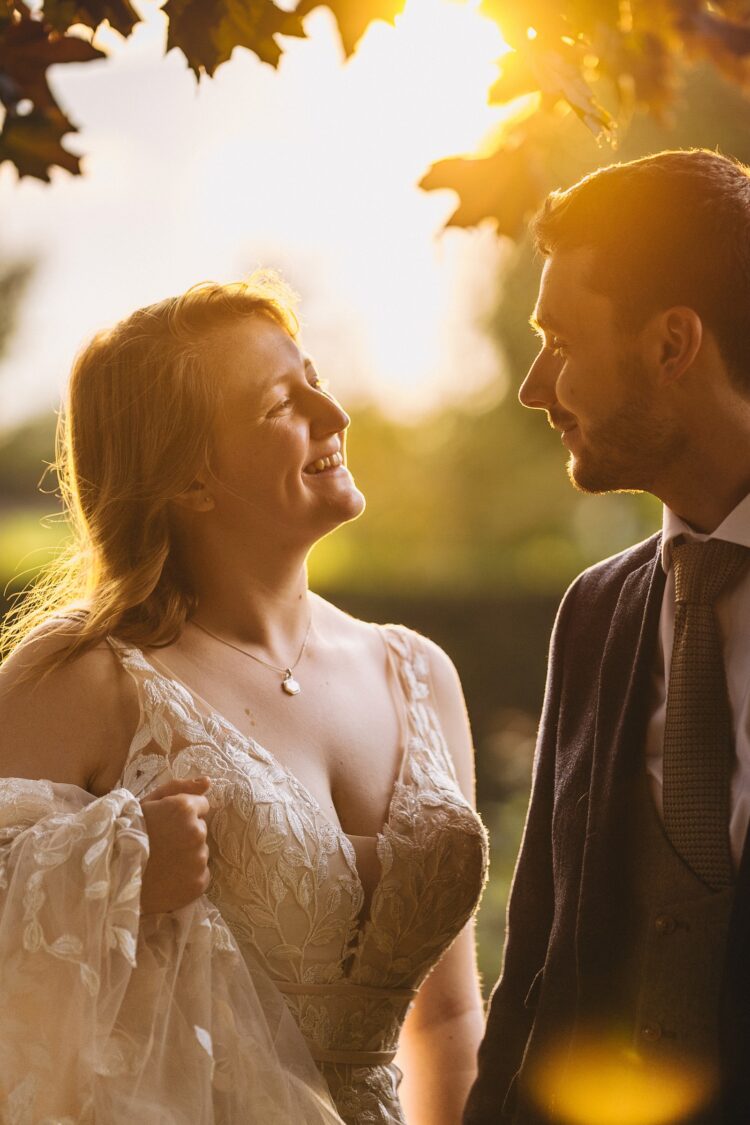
top-left (282, 671), bottom-right (301, 696)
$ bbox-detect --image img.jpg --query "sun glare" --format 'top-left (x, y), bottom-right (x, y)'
top-left (1, 0), bottom-right (519, 428)
top-left (352, 0), bottom-right (515, 165)
top-left (530, 1038), bottom-right (717, 1125)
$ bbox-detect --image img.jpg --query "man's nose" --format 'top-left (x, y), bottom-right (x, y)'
top-left (519, 348), bottom-right (560, 410)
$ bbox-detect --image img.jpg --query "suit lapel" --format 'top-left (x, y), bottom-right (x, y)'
top-left (575, 543), bottom-right (666, 1007)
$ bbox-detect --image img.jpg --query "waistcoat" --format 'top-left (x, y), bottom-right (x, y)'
top-left (614, 770), bottom-right (734, 1122)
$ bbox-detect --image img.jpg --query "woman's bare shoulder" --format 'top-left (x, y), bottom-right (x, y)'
top-left (0, 619), bottom-right (138, 790)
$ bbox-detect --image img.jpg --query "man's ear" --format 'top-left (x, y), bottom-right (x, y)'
top-left (171, 479), bottom-right (215, 512)
top-left (645, 306), bottom-right (703, 384)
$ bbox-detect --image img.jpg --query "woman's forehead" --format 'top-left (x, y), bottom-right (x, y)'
top-left (210, 314), bottom-right (305, 390)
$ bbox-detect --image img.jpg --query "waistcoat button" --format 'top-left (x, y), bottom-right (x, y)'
top-left (654, 914), bottom-right (677, 936)
top-left (640, 1021), bottom-right (663, 1042)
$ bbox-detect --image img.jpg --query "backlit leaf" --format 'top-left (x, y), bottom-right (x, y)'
top-left (419, 141), bottom-right (546, 237)
top-left (297, 0), bottom-right (406, 57)
top-left (0, 5), bottom-right (103, 114)
top-left (164, 0), bottom-right (306, 77)
top-left (41, 0), bottom-right (141, 37)
top-left (0, 107), bottom-right (80, 180)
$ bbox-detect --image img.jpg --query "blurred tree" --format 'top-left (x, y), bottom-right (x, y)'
top-left (0, 257), bottom-right (32, 365)
top-left (3, 0), bottom-right (750, 225)
top-left (0, 411), bottom-right (55, 501)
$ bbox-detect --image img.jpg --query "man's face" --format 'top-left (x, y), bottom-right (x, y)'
top-left (519, 246), bottom-right (683, 495)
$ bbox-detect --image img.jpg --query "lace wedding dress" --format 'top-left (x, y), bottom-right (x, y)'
top-left (0, 624), bottom-right (488, 1124)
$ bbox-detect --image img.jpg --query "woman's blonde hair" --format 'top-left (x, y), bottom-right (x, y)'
top-left (1, 272), bottom-right (299, 674)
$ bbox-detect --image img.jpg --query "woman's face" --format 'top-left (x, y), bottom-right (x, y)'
top-left (204, 313), bottom-right (365, 545)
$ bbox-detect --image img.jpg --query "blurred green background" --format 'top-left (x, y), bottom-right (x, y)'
top-left (3, 64), bottom-right (750, 994)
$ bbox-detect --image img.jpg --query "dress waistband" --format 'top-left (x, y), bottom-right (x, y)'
top-left (308, 1045), bottom-right (399, 1065)
top-left (275, 980), bottom-right (417, 1000)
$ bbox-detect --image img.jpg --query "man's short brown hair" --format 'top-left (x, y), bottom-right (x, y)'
top-left (532, 149), bottom-right (750, 391)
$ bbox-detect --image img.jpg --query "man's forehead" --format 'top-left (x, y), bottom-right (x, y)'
top-left (533, 246), bottom-right (602, 332)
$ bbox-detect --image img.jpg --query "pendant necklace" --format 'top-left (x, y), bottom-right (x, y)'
top-left (191, 614), bottom-right (313, 696)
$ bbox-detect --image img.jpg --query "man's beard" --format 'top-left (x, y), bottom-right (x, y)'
top-left (566, 352), bottom-right (685, 495)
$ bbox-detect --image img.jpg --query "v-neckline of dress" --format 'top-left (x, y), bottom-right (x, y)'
top-left (127, 623), bottom-right (416, 851)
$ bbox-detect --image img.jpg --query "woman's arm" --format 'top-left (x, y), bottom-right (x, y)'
top-left (0, 626), bottom-right (211, 914)
top-left (396, 921), bottom-right (485, 1125)
top-left (394, 638), bottom-right (486, 1125)
top-left (0, 627), bottom-right (137, 789)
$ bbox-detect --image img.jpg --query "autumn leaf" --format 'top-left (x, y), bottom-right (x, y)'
top-left (0, 5), bottom-right (103, 113)
top-left (676, 3), bottom-right (750, 83)
top-left (296, 0), bottom-right (406, 57)
top-left (531, 42), bottom-right (614, 137)
top-left (479, 0), bottom-right (569, 50)
top-left (489, 50), bottom-right (541, 105)
top-left (0, 3), bottom-right (103, 180)
top-left (164, 0), bottom-right (306, 77)
top-left (596, 26), bottom-right (678, 121)
top-left (41, 0), bottom-right (141, 38)
top-left (0, 106), bottom-right (80, 180)
top-left (419, 142), bottom-right (546, 237)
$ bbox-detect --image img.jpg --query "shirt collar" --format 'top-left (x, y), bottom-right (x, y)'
top-left (661, 491), bottom-right (750, 572)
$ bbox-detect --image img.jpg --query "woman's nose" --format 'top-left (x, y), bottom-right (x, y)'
top-left (314, 392), bottom-right (350, 435)
top-left (519, 348), bottom-right (560, 410)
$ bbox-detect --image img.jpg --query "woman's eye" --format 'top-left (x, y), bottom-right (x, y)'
top-left (549, 337), bottom-right (568, 358)
top-left (310, 376), bottom-right (330, 393)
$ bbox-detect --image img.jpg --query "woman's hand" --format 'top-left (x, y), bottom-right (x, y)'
top-left (140, 777), bottom-right (212, 914)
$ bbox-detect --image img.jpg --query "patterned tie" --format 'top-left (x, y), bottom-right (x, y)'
top-left (662, 537), bottom-right (750, 890)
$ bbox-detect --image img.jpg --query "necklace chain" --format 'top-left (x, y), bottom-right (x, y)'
top-left (190, 614), bottom-right (313, 696)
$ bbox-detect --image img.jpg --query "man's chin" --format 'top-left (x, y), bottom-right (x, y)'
top-left (565, 451), bottom-right (643, 496)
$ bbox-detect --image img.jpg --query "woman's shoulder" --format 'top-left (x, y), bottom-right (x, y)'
top-left (311, 594), bottom-right (458, 679)
top-left (0, 616), bottom-right (138, 790)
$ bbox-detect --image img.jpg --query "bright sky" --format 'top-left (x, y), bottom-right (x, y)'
top-left (0, 0), bottom-right (516, 431)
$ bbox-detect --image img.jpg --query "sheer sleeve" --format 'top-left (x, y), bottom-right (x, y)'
top-left (0, 779), bottom-right (343, 1124)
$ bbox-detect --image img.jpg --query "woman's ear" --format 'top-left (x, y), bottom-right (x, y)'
top-left (649, 306), bottom-right (704, 384)
top-left (171, 480), bottom-right (215, 512)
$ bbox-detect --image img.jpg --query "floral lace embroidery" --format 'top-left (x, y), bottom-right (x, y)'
top-left (109, 624), bottom-right (489, 1125)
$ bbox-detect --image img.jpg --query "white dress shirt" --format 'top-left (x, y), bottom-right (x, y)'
top-left (644, 493), bottom-right (750, 868)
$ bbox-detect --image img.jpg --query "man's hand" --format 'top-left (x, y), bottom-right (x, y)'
top-left (140, 777), bottom-right (212, 914)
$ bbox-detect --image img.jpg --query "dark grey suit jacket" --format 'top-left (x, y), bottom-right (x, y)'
top-left (464, 533), bottom-right (750, 1125)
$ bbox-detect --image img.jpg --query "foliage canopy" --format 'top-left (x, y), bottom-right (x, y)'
top-left (3, 0), bottom-right (750, 231)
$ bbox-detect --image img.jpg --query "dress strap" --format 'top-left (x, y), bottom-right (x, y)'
top-left (104, 637), bottom-right (185, 793)
top-left (378, 624), bottom-right (460, 784)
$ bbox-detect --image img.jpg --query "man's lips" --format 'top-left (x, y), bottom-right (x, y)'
top-left (548, 411), bottom-right (577, 434)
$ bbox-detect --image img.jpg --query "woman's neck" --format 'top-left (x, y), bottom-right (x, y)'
top-left (181, 532), bottom-right (313, 656)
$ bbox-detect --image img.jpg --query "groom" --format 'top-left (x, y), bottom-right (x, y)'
top-left (464, 149), bottom-right (750, 1125)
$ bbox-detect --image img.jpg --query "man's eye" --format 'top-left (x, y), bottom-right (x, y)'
top-left (549, 337), bottom-right (568, 358)
top-left (310, 376), bottom-right (330, 393)
top-left (268, 397), bottom-right (292, 416)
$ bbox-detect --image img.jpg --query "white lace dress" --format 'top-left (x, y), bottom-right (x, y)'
top-left (110, 623), bottom-right (489, 1125)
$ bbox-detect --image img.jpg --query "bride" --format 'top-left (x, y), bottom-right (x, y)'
top-left (0, 274), bottom-right (488, 1124)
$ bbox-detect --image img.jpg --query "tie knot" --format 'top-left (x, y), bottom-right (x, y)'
top-left (671, 538), bottom-right (750, 605)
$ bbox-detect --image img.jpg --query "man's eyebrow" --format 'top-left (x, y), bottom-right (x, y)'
top-left (529, 311), bottom-right (565, 335)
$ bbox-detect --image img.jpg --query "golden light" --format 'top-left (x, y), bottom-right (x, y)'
top-left (1, 0), bottom-right (523, 427)
top-left (345, 0), bottom-right (516, 164)
top-left (530, 1037), bottom-right (717, 1125)
top-left (193, 0), bottom-right (518, 413)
